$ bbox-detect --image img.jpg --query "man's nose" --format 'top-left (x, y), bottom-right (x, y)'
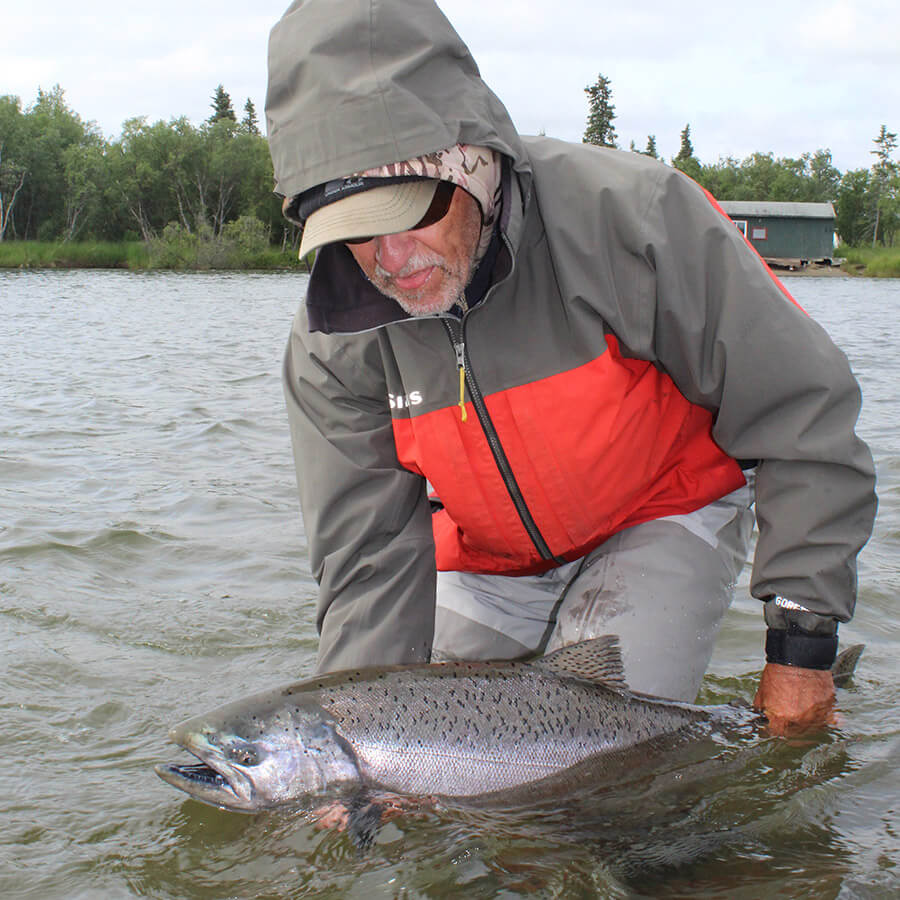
top-left (373, 231), bottom-right (415, 274)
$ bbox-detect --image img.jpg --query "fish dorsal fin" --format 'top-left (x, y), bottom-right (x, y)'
top-left (533, 636), bottom-right (630, 691)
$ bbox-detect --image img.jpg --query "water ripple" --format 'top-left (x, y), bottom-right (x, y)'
top-left (0, 271), bottom-right (897, 899)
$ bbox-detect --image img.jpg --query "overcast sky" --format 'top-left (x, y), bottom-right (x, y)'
top-left (3, 0), bottom-right (897, 173)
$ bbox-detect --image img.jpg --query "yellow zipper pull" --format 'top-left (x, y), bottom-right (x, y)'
top-left (458, 364), bottom-right (467, 422)
top-left (454, 340), bottom-right (467, 422)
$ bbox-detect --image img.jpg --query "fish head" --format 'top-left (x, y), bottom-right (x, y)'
top-left (155, 687), bottom-right (360, 811)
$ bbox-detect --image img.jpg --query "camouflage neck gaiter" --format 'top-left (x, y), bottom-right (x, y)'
top-left (355, 144), bottom-right (502, 262)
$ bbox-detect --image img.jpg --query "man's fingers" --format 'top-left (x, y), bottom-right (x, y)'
top-left (311, 802), bottom-right (350, 831)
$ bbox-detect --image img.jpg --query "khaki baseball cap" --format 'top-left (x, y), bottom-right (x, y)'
top-left (285, 175), bottom-right (441, 257)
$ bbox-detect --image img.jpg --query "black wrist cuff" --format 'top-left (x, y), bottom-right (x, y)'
top-left (765, 627), bottom-right (838, 670)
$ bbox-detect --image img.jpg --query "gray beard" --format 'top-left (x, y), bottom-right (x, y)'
top-left (371, 248), bottom-right (479, 317)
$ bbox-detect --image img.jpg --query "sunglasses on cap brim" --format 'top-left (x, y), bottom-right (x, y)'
top-left (345, 180), bottom-right (457, 244)
top-left (282, 180), bottom-right (458, 243)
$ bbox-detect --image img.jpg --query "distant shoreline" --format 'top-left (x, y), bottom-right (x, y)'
top-left (0, 241), bottom-right (896, 277)
top-left (779, 269), bottom-right (848, 277)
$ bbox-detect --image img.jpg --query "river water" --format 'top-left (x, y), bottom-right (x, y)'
top-left (1, 270), bottom-right (897, 898)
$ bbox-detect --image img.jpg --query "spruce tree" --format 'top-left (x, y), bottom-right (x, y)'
top-left (583, 74), bottom-right (617, 148)
top-left (673, 124), bottom-right (701, 179)
top-left (209, 85), bottom-right (236, 124)
top-left (242, 98), bottom-right (260, 135)
top-left (674, 124), bottom-right (694, 163)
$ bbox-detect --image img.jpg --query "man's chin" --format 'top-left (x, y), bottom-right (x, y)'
top-left (388, 283), bottom-right (460, 317)
top-left (396, 294), bottom-right (458, 317)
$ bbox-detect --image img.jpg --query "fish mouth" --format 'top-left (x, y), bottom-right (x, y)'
top-left (155, 760), bottom-right (234, 793)
top-left (155, 730), bottom-right (255, 811)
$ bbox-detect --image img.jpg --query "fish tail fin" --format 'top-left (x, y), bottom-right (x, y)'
top-left (831, 643), bottom-right (864, 688)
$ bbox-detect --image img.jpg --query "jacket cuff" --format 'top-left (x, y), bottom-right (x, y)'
top-left (762, 596), bottom-right (839, 670)
top-left (762, 595), bottom-right (838, 635)
top-left (765, 627), bottom-right (838, 670)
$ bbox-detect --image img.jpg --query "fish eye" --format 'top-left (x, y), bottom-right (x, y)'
top-left (226, 742), bottom-right (261, 767)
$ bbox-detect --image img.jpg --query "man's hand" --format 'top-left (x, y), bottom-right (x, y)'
top-left (309, 795), bottom-right (432, 847)
top-left (753, 662), bottom-right (836, 735)
top-left (311, 801), bottom-right (352, 832)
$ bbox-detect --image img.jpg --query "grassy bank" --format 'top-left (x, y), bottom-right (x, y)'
top-left (838, 245), bottom-right (900, 277)
top-left (0, 236), bottom-right (307, 271)
top-left (0, 240), bottom-right (150, 269)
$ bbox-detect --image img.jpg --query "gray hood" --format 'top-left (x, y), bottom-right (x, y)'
top-left (265, 0), bottom-right (531, 199)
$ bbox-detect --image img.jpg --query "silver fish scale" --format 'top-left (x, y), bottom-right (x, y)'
top-left (309, 660), bottom-right (700, 797)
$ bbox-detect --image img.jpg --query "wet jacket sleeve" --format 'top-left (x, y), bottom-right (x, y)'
top-left (637, 167), bottom-right (876, 639)
top-left (283, 314), bottom-right (436, 673)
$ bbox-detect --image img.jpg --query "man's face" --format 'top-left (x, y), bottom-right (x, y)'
top-left (346, 186), bottom-right (483, 316)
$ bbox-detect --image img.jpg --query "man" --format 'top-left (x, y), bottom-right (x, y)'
top-left (265, 0), bottom-right (876, 733)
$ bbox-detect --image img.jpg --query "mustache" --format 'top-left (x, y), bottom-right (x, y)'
top-left (373, 251), bottom-right (447, 282)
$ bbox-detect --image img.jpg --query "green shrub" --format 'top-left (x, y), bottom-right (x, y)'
top-left (837, 244), bottom-right (900, 277)
top-left (145, 217), bottom-right (301, 269)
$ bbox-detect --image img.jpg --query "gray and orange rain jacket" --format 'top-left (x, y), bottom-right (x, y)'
top-left (266, 0), bottom-right (876, 673)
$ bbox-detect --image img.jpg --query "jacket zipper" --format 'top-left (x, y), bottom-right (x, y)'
top-left (442, 314), bottom-right (564, 564)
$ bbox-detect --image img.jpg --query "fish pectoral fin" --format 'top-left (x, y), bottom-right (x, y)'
top-left (345, 791), bottom-right (385, 852)
top-left (341, 790), bottom-right (430, 851)
top-left (534, 635), bottom-right (631, 691)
